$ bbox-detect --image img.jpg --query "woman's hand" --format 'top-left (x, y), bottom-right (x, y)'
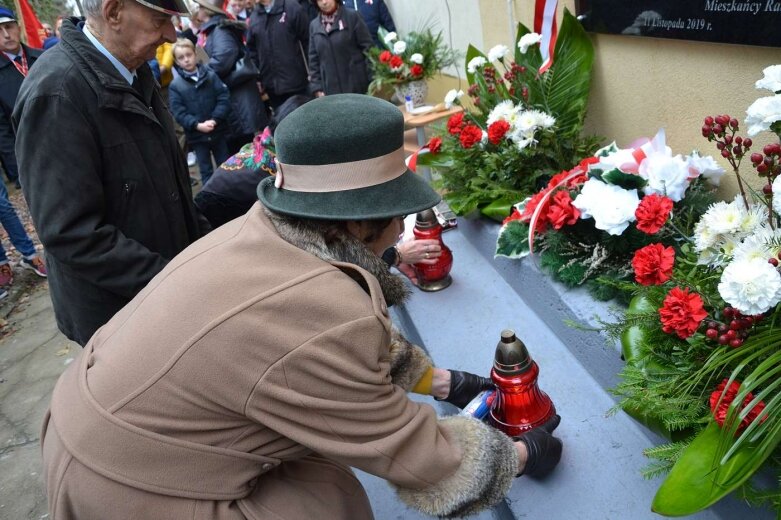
top-left (398, 239), bottom-right (441, 265)
top-left (314, 91), bottom-right (325, 98)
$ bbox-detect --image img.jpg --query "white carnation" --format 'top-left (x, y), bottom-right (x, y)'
top-left (773, 175), bottom-right (781, 214)
top-left (443, 89), bottom-right (464, 109)
top-left (383, 31), bottom-right (397, 44)
top-left (686, 151), bottom-right (725, 186)
top-left (467, 56), bottom-right (487, 73)
top-left (518, 33), bottom-right (542, 53)
top-left (572, 179), bottom-right (640, 235)
top-left (745, 95), bottom-right (781, 136)
top-left (755, 64), bottom-right (781, 93)
top-left (718, 258), bottom-right (781, 315)
top-left (409, 53), bottom-right (424, 64)
top-left (639, 153), bottom-right (691, 202)
top-left (487, 44), bottom-right (509, 62)
top-left (393, 40), bottom-right (407, 54)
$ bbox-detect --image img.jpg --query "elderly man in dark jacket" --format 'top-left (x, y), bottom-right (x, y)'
top-left (13, 0), bottom-right (209, 346)
top-left (247, 0), bottom-right (311, 110)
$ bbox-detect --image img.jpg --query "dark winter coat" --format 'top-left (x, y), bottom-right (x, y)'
top-left (202, 14), bottom-right (267, 136)
top-left (169, 64), bottom-right (231, 145)
top-left (308, 7), bottom-right (373, 95)
top-left (344, 0), bottom-right (396, 47)
top-left (247, 0), bottom-right (309, 97)
top-left (12, 19), bottom-right (209, 346)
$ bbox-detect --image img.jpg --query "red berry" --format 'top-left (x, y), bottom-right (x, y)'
top-left (744, 138), bottom-right (753, 148)
top-left (758, 163), bottom-right (769, 174)
top-left (770, 257), bottom-right (779, 267)
top-left (707, 320), bottom-right (718, 329)
top-left (713, 124), bottom-right (724, 135)
top-left (772, 143), bottom-right (781, 155)
top-left (718, 335), bottom-right (729, 345)
top-left (764, 156), bottom-right (774, 165)
top-left (726, 329), bottom-right (737, 339)
top-left (730, 320), bottom-right (742, 330)
top-left (724, 135), bottom-right (733, 145)
top-left (764, 184), bottom-right (773, 194)
top-left (764, 144), bottom-right (775, 155)
top-left (730, 118), bottom-right (739, 129)
top-left (735, 136), bottom-right (743, 144)
top-left (751, 152), bottom-right (763, 163)
top-left (718, 323), bottom-right (729, 333)
top-left (716, 142), bottom-right (726, 150)
top-left (721, 149), bottom-right (731, 158)
top-left (730, 338), bottom-right (744, 348)
top-left (704, 116), bottom-right (714, 126)
top-left (706, 328), bottom-right (719, 339)
top-left (734, 146), bottom-right (742, 156)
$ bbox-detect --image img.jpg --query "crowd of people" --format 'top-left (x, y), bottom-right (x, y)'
top-left (1, 0), bottom-right (564, 518)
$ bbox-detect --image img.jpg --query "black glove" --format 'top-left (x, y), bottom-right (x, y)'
top-left (515, 414), bottom-right (562, 479)
top-left (437, 370), bottom-right (494, 409)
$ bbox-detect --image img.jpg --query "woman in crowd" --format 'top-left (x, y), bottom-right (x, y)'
top-left (308, 0), bottom-right (373, 96)
top-left (40, 95), bottom-right (562, 520)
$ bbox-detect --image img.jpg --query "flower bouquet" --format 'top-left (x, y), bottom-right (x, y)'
top-left (495, 128), bottom-right (722, 300)
top-left (601, 66), bottom-right (781, 516)
top-left (366, 27), bottom-right (459, 104)
top-left (416, 9), bottom-right (601, 220)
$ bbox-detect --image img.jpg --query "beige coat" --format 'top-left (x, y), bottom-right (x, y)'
top-left (42, 204), bottom-right (518, 519)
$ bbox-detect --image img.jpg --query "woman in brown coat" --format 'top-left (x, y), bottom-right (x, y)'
top-left (41, 94), bottom-right (563, 519)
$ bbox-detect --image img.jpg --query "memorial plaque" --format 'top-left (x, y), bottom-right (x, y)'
top-left (576, 0), bottom-right (781, 47)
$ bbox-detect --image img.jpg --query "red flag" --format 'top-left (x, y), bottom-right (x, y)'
top-left (13, 0), bottom-right (46, 48)
top-left (534, 0), bottom-right (558, 74)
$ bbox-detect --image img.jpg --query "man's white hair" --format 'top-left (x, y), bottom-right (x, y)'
top-left (82, 0), bottom-right (103, 18)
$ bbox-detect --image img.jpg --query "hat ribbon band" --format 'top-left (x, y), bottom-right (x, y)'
top-left (275, 146), bottom-right (407, 193)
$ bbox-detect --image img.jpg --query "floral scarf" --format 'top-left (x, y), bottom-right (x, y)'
top-left (219, 126), bottom-right (276, 176)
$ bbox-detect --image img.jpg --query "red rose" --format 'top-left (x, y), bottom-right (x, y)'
top-left (503, 208), bottom-right (523, 226)
top-left (635, 194), bottom-right (674, 234)
top-left (459, 124), bottom-right (482, 149)
top-left (446, 112), bottom-right (465, 135)
top-left (632, 243), bottom-right (675, 286)
top-left (547, 190), bottom-right (580, 230)
top-left (427, 136), bottom-right (442, 154)
top-left (487, 120), bottom-right (510, 145)
top-left (710, 379), bottom-right (767, 432)
top-left (379, 50), bottom-right (392, 64)
top-left (389, 55), bottom-right (403, 70)
top-left (658, 286), bottom-right (708, 339)
top-left (410, 64), bottom-right (424, 77)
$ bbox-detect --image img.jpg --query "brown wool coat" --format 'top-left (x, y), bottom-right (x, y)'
top-left (42, 204), bottom-right (518, 519)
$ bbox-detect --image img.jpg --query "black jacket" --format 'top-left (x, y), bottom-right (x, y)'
top-left (203, 14), bottom-right (268, 136)
top-left (308, 7), bottom-right (373, 95)
top-left (247, 0), bottom-right (309, 96)
top-left (169, 64), bottom-right (231, 144)
top-left (12, 19), bottom-right (209, 345)
top-left (343, 0), bottom-right (395, 47)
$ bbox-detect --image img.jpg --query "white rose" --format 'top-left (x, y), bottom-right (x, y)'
top-left (383, 31), bottom-right (397, 44)
top-left (444, 89), bottom-right (464, 109)
top-left (467, 56), bottom-right (487, 74)
top-left (409, 53), bottom-right (424, 64)
top-left (718, 258), bottom-right (781, 315)
top-left (639, 153), bottom-right (691, 202)
top-left (745, 95), bottom-right (781, 136)
top-left (518, 33), bottom-right (542, 53)
top-left (487, 44), bottom-right (509, 62)
top-left (755, 64), bottom-right (781, 93)
top-left (686, 151), bottom-right (725, 186)
top-left (572, 179), bottom-right (640, 235)
top-left (393, 40), bottom-right (407, 55)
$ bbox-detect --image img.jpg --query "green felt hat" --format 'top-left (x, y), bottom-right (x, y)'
top-left (258, 94), bottom-right (441, 220)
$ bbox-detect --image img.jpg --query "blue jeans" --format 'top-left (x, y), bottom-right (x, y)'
top-left (192, 138), bottom-right (230, 185)
top-left (0, 180), bottom-right (35, 263)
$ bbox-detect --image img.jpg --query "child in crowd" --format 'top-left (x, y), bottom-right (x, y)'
top-left (169, 38), bottom-right (231, 185)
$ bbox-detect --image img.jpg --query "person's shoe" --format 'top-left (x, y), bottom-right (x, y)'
top-left (0, 263), bottom-right (12, 287)
top-left (187, 151), bottom-right (197, 167)
top-left (21, 256), bottom-right (47, 277)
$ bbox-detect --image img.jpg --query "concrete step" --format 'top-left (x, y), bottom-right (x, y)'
top-left (357, 218), bottom-right (772, 519)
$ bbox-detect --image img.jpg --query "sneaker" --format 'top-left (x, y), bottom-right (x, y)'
top-left (187, 151), bottom-right (197, 167)
top-left (0, 263), bottom-right (12, 286)
top-left (21, 256), bottom-right (47, 277)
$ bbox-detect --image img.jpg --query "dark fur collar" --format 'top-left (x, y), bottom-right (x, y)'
top-left (264, 208), bottom-right (410, 307)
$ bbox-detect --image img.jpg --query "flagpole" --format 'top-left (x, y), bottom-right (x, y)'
top-left (12, 0), bottom-right (28, 44)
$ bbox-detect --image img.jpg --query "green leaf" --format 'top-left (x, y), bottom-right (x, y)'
top-left (480, 199), bottom-right (515, 222)
top-left (415, 152), bottom-right (454, 169)
top-left (495, 220), bottom-right (530, 259)
top-left (513, 21), bottom-right (543, 73)
top-left (600, 168), bottom-right (647, 190)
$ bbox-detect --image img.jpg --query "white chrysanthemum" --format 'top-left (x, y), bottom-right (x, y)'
top-left (720, 235), bottom-right (741, 259)
top-left (409, 53), bottom-right (424, 64)
top-left (755, 64), bottom-right (781, 93)
top-left (393, 40), bottom-right (407, 55)
top-left (467, 56), bottom-right (488, 74)
top-left (514, 137), bottom-right (535, 151)
top-left (739, 202), bottom-right (768, 234)
top-left (773, 176), bottom-right (781, 215)
top-left (733, 226), bottom-right (781, 263)
top-left (383, 31), bottom-right (397, 44)
top-left (514, 110), bottom-right (540, 133)
top-left (443, 89), bottom-right (464, 109)
top-left (745, 95), bottom-right (781, 136)
top-left (572, 179), bottom-right (640, 235)
top-left (686, 151), bottom-right (725, 186)
top-left (486, 100), bottom-right (517, 125)
top-left (701, 200), bottom-right (746, 235)
top-left (487, 44), bottom-right (509, 62)
top-left (693, 218), bottom-right (717, 253)
top-left (639, 153), bottom-right (691, 202)
top-left (518, 33), bottom-right (542, 53)
top-left (718, 258), bottom-right (781, 315)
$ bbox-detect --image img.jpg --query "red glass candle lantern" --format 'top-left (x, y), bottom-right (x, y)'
top-left (412, 209), bottom-right (453, 292)
top-left (489, 329), bottom-right (555, 436)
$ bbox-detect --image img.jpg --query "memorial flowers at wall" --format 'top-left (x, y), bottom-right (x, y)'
top-left (495, 128), bottom-right (721, 300)
top-left (416, 9), bottom-right (601, 220)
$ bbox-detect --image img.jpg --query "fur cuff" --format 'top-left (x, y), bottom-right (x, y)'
top-left (388, 328), bottom-right (433, 391)
top-left (394, 416), bottom-right (518, 518)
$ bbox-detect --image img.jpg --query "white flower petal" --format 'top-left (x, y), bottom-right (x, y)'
top-left (383, 31), bottom-right (397, 44)
top-left (719, 258), bottom-right (781, 315)
top-left (755, 64), bottom-right (781, 93)
top-left (467, 56), bottom-right (487, 74)
top-left (409, 53), bottom-right (424, 64)
top-left (745, 95), bottom-right (781, 136)
top-left (518, 33), bottom-right (542, 54)
top-left (393, 40), bottom-right (407, 55)
top-left (572, 179), bottom-right (640, 235)
top-left (487, 44), bottom-right (509, 62)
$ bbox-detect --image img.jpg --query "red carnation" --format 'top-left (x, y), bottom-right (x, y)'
top-left (410, 64), bottom-right (424, 77)
top-left (459, 124), bottom-right (482, 149)
top-left (635, 194), bottom-right (674, 234)
top-left (710, 379), bottom-right (767, 432)
top-left (520, 190), bottom-right (551, 232)
top-left (632, 243), bottom-right (675, 286)
top-left (427, 136), bottom-right (442, 154)
top-left (503, 207), bottom-right (523, 226)
top-left (547, 190), bottom-right (580, 229)
top-left (389, 55), bottom-right (403, 70)
top-left (547, 169), bottom-right (587, 189)
top-left (659, 286), bottom-right (708, 339)
top-left (447, 112), bottom-right (465, 135)
top-left (487, 120), bottom-right (510, 145)
top-left (379, 50), bottom-right (392, 64)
